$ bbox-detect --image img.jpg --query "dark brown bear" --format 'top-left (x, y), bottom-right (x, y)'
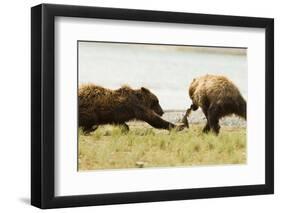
top-left (79, 84), bottom-right (180, 134)
top-left (182, 74), bottom-right (246, 134)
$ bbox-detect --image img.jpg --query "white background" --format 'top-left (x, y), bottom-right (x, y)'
top-left (55, 17), bottom-right (265, 196)
top-left (0, 0), bottom-right (279, 212)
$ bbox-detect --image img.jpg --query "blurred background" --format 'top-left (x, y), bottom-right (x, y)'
top-left (79, 41), bottom-right (247, 126)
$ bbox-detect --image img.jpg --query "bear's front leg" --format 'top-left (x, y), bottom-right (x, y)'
top-left (202, 123), bottom-right (210, 133)
top-left (136, 108), bottom-right (179, 130)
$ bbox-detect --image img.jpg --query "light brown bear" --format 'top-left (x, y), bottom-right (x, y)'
top-left (182, 74), bottom-right (246, 134)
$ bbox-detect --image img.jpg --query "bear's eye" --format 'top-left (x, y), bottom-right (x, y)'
top-left (151, 100), bottom-right (159, 107)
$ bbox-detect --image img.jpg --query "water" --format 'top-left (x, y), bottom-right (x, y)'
top-left (79, 42), bottom-right (247, 127)
top-left (163, 110), bottom-right (246, 128)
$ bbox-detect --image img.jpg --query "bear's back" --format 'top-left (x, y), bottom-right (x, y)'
top-left (189, 74), bottom-right (243, 107)
top-left (79, 84), bottom-right (135, 110)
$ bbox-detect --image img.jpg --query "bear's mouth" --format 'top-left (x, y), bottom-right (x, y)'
top-left (157, 109), bottom-right (164, 116)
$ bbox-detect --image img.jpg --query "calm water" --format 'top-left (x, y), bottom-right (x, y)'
top-left (163, 110), bottom-right (246, 127)
top-left (79, 42), bottom-right (247, 127)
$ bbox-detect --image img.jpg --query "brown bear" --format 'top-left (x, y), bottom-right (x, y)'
top-left (79, 84), bottom-right (181, 134)
top-left (182, 74), bottom-right (246, 134)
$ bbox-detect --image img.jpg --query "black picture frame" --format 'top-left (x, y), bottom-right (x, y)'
top-left (31, 3), bottom-right (274, 209)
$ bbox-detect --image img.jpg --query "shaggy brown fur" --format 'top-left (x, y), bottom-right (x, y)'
top-left (79, 84), bottom-right (180, 133)
top-left (182, 74), bottom-right (247, 134)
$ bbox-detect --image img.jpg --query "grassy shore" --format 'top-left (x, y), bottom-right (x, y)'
top-left (78, 122), bottom-right (246, 171)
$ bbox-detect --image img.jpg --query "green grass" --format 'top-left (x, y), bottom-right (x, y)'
top-left (78, 122), bottom-right (246, 171)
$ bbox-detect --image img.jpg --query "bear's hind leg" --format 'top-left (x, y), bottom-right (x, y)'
top-left (92, 125), bottom-right (99, 131)
top-left (207, 105), bottom-right (221, 135)
top-left (82, 125), bottom-right (99, 135)
top-left (80, 112), bottom-right (99, 135)
top-left (201, 106), bottom-right (210, 133)
top-left (120, 123), bottom-right (129, 133)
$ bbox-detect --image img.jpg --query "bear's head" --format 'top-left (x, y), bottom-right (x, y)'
top-left (138, 87), bottom-right (164, 116)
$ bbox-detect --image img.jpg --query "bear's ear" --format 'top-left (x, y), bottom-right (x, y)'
top-left (141, 87), bottom-right (150, 93)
